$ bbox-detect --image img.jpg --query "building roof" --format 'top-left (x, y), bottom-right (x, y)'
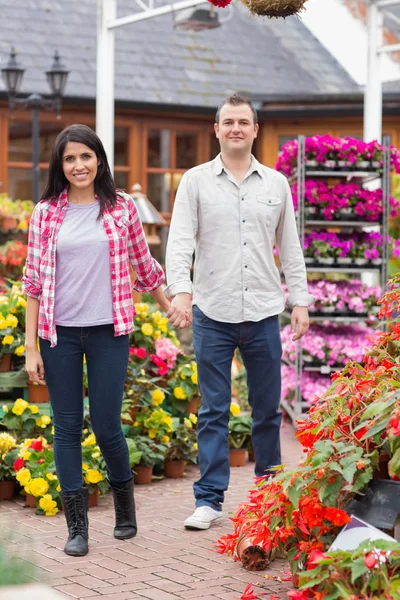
top-left (0, 0), bottom-right (360, 110)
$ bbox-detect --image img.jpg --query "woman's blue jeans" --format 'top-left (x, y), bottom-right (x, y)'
top-left (192, 306), bottom-right (282, 510)
top-left (40, 325), bottom-right (132, 493)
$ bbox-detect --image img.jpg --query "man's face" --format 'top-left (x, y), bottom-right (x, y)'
top-left (214, 104), bottom-right (258, 155)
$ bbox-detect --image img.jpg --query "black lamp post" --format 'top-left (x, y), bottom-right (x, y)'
top-left (1, 48), bottom-right (69, 204)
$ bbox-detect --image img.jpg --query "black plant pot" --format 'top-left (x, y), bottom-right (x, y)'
top-left (346, 479), bottom-right (400, 534)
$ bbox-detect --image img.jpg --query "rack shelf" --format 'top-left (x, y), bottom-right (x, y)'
top-left (281, 135), bottom-right (390, 425)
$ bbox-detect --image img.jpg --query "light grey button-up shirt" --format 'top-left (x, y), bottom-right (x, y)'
top-left (165, 154), bottom-right (313, 323)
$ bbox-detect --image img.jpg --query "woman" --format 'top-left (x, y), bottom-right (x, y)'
top-left (23, 124), bottom-right (178, 557)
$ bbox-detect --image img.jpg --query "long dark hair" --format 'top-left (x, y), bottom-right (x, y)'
top-left (41, 124), bottom-right (117, 215)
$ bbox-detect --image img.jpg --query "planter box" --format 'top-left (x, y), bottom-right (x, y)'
top-left (0, 584), bottom-right (65, 599)
top-left (0, 369), bottom-right (28, 388)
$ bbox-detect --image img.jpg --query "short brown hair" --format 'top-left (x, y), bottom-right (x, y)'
top-left (215, 94), bottom-right (258, 125)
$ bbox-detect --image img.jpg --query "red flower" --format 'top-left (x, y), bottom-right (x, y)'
top-left (29, 439), bottom-right (44, 452)
top-left (364, 552), bottom-right (377, 569)
top-left (150, 354), bottom-right (169, 376)
top-left (208, 0), bottom-right (232, 6)
top-left (307, 549), bottom-right (326, 569)
top-left (239, 584), bottom-right (268, 599)
top-left (37, 458), bottom-right (45, 464)
top-left (129, 347), bottom-right (147, 359)
top-left (13, 457), bottom-right (25, 471)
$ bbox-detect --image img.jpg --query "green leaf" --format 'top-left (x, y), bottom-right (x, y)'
top-left (350, 558), bottom-right (368, 583)
top-left (332, 582), bottom-right (352, 598)
top-left (362, 402), bottom-right (387, 419)
top-left (342, 462), bottom-right (357, 484)
top-left (287, 482), bottom-right (302, 509)
top-left (388, 447), bottom-right (400, 477)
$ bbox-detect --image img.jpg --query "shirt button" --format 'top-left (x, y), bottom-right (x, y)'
top-left (241, 197), bottom-right (244, 201)
top-left (244, 242), bottom-right (247, 246)
top-left (245, 265), bottom-right (248, 268)
top-left (245, 288), bottom-right (248, 291)
top-left (242, 219), bottom-right (245, 223)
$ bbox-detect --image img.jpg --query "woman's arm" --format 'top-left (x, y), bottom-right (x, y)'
top-left (25, 296), bottom-right (45, 384)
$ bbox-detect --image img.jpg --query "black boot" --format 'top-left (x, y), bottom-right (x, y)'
top-left (61, 487), bottom-right (89, 556)
top-left (110, 477), bottom-right (137, 540)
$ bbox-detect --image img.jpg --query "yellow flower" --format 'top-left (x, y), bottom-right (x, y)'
top-left (0, 319), bottom-right (7, 330)
top-left (2, 404), bottom-right (8, 412)
top-left (14, 345), bottom-right (25, 356)
top-left (151, 389), bottom-right (165, 406)
top-left (133, 420), bottom-right (139, 427)
top-left (17, 219), bottom-right (28, 231)
top-left (2, 334), bottom-right (15, 345)
top-left (29, 477), bottom-right (49, 497)
top-left (161, 435), bottom-right (170, 443)
top-left (184, 418), bottom-right (193, 429)
top-left (28, 405), bottom-right (39, 414)
top-left (173, 386), bottom-right (187, 400)
top-left (83, 428), bottom-right (88, 434)
top-left (180, 373), bottom-right (186, 380)
top-left (82, 433), bottom-right (97, 446)
top-left (148, 428), bottom-right (157, 439)
top-left (189, 413), bottom-right (198, 424)
top-left (230, 403), bottom-right (240, 417)
top-left (82, 463), bottom-right (89, 471)
top-left (0, 432), bottom-right (17, 455)
top-left (153, 330), bottom-right (162, 340)
top-left (39, 494), bottom-right (58, 516)
top-left (36, 415), bottom-right (51, 428)
top-left (135, 302), bottom-right (149, 316)
top-left (51, 426), bottom-right (55, 435)
top-left (191, 372), bottom-right (198, 385)
top-left (141, 323), bottom-right (153, 336)
top-left (46, 473), bottom-right (57, 481)
top-left (84, 469), bottom-right (104, 484)
top-left (16, 468), bottom-right (31, 486)
top-left (5, 314), bottom-right (18, 328)
top-left (12, 398), bottom-right (29, 416)
top-left (91, 451), bottom-right (100, 459)
top-left (56, 484), bottom-right (61, 492)
top-left (151, 310), bottom-right (162, 325)
top-left (191, 361), bottom-right (198, 372)
top-left (16, 297), bottom-right (27, 308)
top-left (193, 443), bottom-right (198, 451)
top-left (19, 448), bottom-right (31, 460)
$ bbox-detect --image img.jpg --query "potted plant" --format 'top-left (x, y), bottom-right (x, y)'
top-left (81, 432), bottom-right (110, 507)
top-left (0, 310), bottom-right (24, 373)
top-left (1, 399), bottom-right (53, 444)
top-left (164, 416), bottom-right (198, 478)
top-left (128, 435), bottom-right (168, 484)
top-left (0, 241), bottom-right (28, 280)
top-left (167, 359), bottom-right (200, 415)
top-left (228, 413), bottom-right (252, 467)
top-left (0, 194), bottom-right (20, 231)
top-left (0, 433), bottom-right (18, 500)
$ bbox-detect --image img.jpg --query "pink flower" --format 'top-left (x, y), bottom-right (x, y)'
top-left (155, 338), bottom-right (182, 369)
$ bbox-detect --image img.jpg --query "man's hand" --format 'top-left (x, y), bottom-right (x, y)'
top-left (166, 293), bottom-right (192, 330)
top-left (291, 306), bottom-right (309, 341)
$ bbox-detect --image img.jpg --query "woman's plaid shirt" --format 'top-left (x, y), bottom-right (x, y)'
top-left (22, 187), bottom-right (165, 347)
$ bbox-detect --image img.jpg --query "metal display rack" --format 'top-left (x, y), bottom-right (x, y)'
top-left (281, 135), bottom-right (391, 425)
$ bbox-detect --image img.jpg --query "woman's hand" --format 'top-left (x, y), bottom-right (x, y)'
top-left (25, 348), bottom-right (46, 385)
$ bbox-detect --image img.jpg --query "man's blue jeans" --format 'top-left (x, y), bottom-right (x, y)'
top-left (192, 306), bottom-right (282, 510)
top-left (40, 325), bottom-right (132, 492)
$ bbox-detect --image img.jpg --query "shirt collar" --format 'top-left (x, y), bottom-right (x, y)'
top-left (212, 153), bottom-right (263, 178)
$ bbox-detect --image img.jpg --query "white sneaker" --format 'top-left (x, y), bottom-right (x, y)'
top-left (184, 506), bottom-right (224, 530)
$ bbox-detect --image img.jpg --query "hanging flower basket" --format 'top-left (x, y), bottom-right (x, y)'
top-left (240, 0), bottom-right (307, 18)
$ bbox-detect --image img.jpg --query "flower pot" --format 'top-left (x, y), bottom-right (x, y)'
top-left (88, 486), bottom-right (99, 508)
top-left (304, 257), bottom-right (314, 264)
top-left (317, 257), bottom-right (335, 265)
top-left (1, 217), bottom-right (18, 231)
top-left (248, 448), bottom-right (255, 462)
top-left (371, 258), bottom-right (382, 265)
top-left (27, 383), bottom-right (49, 403)
top-left (373, 453), bottom-right (390, 480)
top-left (25, 494), bottom-right (37, 508)
top-left (323, 159), bottom-right (336, 170)
top-left (164, 459), bottom-right (185, 478)
top-left (354, 258), bottom-right (368, 266)
top-left (305, 160), bottom-right (318, 168)
top-left (336, 257), bottom-right (352, 265)
top-left (337, 160), bottom-right (351, 169)
top-left (0, 354), bottom-right (12, 373)
top-left (134, 465), bottom-right (153, 484)
top-left (305, 206), bottom-right (317, 215)
top-left (371, 160), bottom-right (381, 169)
top-left (236, 536), bottom-right (270, 571)
top-left (229, 448), bottom-right (247, 467)
top-left (0, 479), bottom-right (16, 500)
top-left (320, 306), bottom-right (335, 313)
top-left (186, 396), bottom-right (199, 414)
top-left (357, 160), bottom-right (370, 170)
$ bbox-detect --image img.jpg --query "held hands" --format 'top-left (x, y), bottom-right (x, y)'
top-left (166, 293), bottom-right (192, 330)
top-left (291, 306), bottom-right (310, 341)
top-left (25, 348), bottom-right (46, 385)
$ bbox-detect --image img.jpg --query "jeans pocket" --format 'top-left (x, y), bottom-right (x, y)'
top-left (192, 305), bottom-right (209, 324)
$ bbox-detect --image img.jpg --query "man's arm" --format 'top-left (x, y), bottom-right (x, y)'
top-left (275, 176), bottom-right (314, 340)
top-left (165, 172), bottom-right (198, 328)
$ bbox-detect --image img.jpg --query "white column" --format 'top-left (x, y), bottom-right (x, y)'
top-left (96, 0), bottom-right (116, 172)
top-left (364, 0), bottom-right (384, 142)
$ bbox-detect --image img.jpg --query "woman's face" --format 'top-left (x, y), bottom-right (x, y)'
top-left (62, 141), bottom-right (99, 193)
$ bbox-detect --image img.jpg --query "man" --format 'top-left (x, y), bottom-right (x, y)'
top-left (165, 94), bottom-right (313, 530)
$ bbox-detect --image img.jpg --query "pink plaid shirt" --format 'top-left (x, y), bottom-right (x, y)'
top-left (22, 187), bottom-right (165, 347)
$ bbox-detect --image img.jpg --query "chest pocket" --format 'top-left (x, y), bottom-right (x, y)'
top-left (256, 196), bottom-right (282, 229)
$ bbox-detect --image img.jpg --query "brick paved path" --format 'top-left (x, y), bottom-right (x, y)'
top-left (0, 422), bottom-right (301, 600)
